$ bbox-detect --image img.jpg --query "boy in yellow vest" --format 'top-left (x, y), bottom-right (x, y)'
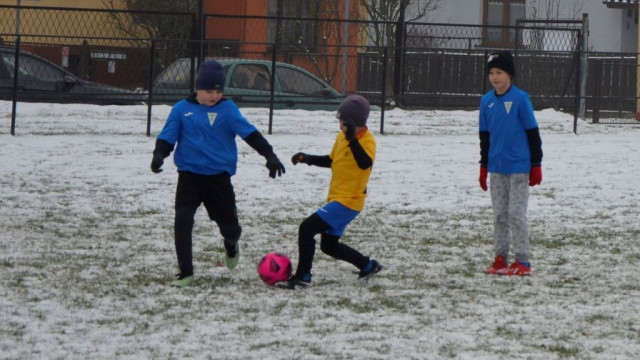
top-left (277, 95), bottom-right (382, 289)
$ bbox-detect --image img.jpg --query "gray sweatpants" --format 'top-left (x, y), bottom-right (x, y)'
top-left (490, 173), bottom-right (530, 263)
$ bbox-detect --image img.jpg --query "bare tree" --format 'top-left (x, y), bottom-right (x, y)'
top-left (359, 0), bottom-right (442, 48)
top-left (528, 0), bottom-right (583, 21)
top-left (101, 0), bottom-right (199, 70)
top-left (274, 0), bottom-right (346, 84)
top-left (358, 0), bottom-right (442, 103)
top-left (101, 0), bottom-right (198, 40)
top-left (526, 0), bottom-right (583, 50)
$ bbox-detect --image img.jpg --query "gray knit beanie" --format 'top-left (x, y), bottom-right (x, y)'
top-left (336, 95), bottom-right (370, 127)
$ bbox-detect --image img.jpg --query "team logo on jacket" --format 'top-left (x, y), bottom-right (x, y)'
top-left (504, 101), bottom-right (512, 114)
top-left (208, 113), bottom-right (218, 126)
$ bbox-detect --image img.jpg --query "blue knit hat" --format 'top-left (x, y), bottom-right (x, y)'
top-left (336, 94), bottom-right (370, 127)
top-left (195, 60), bottom-right (226, 91)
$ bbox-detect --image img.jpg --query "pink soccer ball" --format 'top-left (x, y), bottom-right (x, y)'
top-left (257, 252), bottom-right (292, 285)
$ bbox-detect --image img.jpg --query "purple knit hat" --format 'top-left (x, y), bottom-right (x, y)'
top-left (336, 95), bottom-right (370, 126)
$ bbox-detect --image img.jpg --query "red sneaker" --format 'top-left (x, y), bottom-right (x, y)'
top-left (496, 261), bottom-right (531, 276)
top-left (483, 255), bottom-right (507, 274)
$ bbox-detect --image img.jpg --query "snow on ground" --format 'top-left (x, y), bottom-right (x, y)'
top-left (1, 100), bottom-right (639, 359)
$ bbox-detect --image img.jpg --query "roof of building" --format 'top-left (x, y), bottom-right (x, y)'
top-left (603, 0), bottom-right (639, 9)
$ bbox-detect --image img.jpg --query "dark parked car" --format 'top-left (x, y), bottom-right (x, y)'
top-left (0, 46), bottom-right (143, 105)
top-left (151, 58), bottom-right (344, 110)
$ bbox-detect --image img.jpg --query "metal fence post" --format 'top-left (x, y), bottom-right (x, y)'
top-left (10, 37), bottom-right (20, 136)
top-left (9, 1), bottom-right (27, 135)
top-left (393, 1), bottom-right (406, 107)
top-left (268, 43), bottom-right (277, 135)
top-left (341, 0), bottom-right (350, 95)
top-left (579, 13), bottom-right (589, 122)
top-left (482, 50), bottom-right (488, 95)
top-left (637, 2), bottom-right (640, 121)
top-left (573, 49), bottom-right (581, 134)
top-left (380, 47), bottom-right (387, 135)
top-left (198, 0), bottom-right (205, 63)
top-left (146, 40), bottom-right (156, 137)
top-left (593, 60), bottom-right (600, 124)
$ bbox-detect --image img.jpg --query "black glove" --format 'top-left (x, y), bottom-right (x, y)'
top-left (266, 155), bottom-right (285, 178)
top-left (291, 152), bottom-right (311, 165)
top-left (150, 155), bottom-right (164, 173)
top-left (345, 123), bottom-right (356, 141)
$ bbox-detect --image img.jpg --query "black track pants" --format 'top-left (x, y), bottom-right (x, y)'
top-left (174, 171), bottom-right (242, 276)
top-left (295, 213), bottom-right (369, 277)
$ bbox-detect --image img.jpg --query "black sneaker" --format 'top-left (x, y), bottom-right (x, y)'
top-left (275, 275), bottom-right (311, 290)
top-left (358, 260), bottom-right (382, 279)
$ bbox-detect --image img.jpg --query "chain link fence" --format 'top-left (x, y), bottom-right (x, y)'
top-left (1, 5), bottom-right (638, 135)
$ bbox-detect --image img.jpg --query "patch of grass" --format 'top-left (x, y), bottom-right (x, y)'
top-left (3, 322), bottom-right (26, 337)
top-left (248, 341), bottom-right (285, 352)
top-left (547, 344), bottom-right (580, 358)
top-left (375, 296), bottom-right (408, 312)
top-left (269, 300), bottom-right (289, 316)
top-left (495, 325), bottom-right (525, 341)
top-left (328, 297), bottom-right (378, 314)
top-left (540, 189), bottom-right (556, 200)
top-left (545, 278), bottom-right (577, 289)
top-left (438, 341), bottom-right (458, 358)
top-left (610, 247), bottom-right (622, 255)
top-left (585, 313), bottom-right (613, 324)
top-left (620, 283), bottom-right (640, 291)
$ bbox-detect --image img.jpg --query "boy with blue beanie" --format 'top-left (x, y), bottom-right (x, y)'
top-left (151, 60), bottom-right (286, 287)
top-left (277, 94), bottom-right (382, 289)
top-left (479, 51), bottom-right (543, 276)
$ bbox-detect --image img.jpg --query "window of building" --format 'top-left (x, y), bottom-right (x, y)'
top-left (267, 0), bottom-right (318, 49)
top-left (483, 0), bottom-right (526, 46)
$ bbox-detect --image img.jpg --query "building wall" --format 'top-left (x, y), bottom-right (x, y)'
top-left (0, 0), bottom-right (140, 45)
top-left (619, 7), bottom-right (638, 53)
top-left (0, 0), bottom-right (111, 9)
top-left (204, 0), bottom-right (363, 92)
top-left (421, 0), bottom-right (637, 53)
top-left (580, 0), bottom-right (627, 52)
top-left (0, 0), bottom-right (149, 87)
top-left (428, 0), bottom-right (482, 24)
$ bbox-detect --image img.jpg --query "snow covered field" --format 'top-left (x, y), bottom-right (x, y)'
top-left (1, 101), bottom-right (639, 359)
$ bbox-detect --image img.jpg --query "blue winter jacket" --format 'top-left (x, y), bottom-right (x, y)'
top-left (479, 85), bottom-right (542, 174)
top-left (157, 96), bottom-right (258, 176)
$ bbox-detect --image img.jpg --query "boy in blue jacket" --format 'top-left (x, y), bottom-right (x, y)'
top-left (150, 60), bottom-right (286, 287)
top-left (479, 51), bottom-right (543, 276)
